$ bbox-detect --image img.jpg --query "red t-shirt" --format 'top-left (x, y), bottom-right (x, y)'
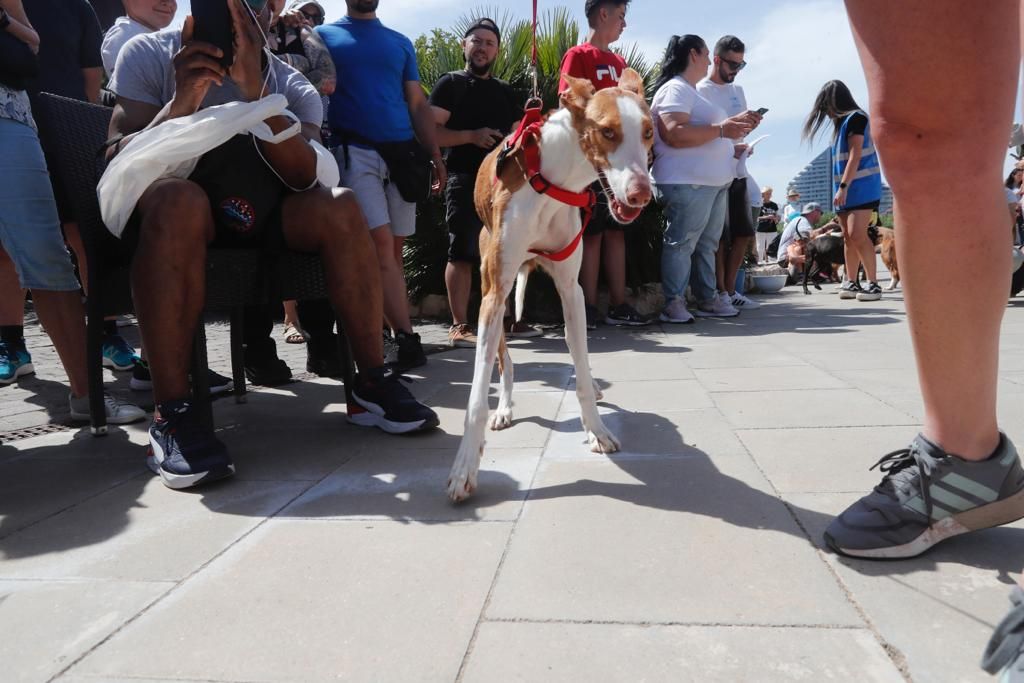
top-left (558, 43), bottom-right (628, 93)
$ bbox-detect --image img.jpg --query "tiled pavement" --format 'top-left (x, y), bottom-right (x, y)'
top-left (2, 283), bottom-right (1023, 682)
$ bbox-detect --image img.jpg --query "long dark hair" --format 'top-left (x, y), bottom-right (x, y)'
top-left (653, 34), bottom-right (706, 92)
top-left (1007, 166), bottom-right (1023, 189)
top-left (802, 79), bottom-right (863, 142)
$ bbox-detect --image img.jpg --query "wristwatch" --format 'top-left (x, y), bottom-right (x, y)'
top-left (839, 182), bottom-right (848, 189)
top-left (0, 9), bottom-right (11, 31)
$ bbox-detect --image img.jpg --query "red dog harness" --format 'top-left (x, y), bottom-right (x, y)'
top-left (496, 103), bottom-right (597, 262)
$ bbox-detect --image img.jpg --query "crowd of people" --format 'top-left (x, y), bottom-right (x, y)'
top-left (0, 0), bottom-right (1022, 677)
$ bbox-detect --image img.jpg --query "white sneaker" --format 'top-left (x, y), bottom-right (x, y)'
top-left (730, 292), bottom-right (761, 310)
top-left (69, 392), bottom-right (147, 425)
top-left (659, 298), bottom-right (695, 324)
top-left (694, 296), bottom-right (740, 318)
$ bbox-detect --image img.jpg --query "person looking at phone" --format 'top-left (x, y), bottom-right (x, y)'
top-left (316, 0), bottom-right (445, 372)
top-left (696, 34), bottom-right (764, 312)
top-left (106, 0), bottom-right (439, 490)
top-left (429, 18), bottom-right (528, 348)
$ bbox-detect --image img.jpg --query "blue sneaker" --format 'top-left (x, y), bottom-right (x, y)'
top-left (102, 334), bottom-right (140, 371)
top-left (982, 586), bottom-right (1024, 682)
top-left (147, 399), bottom-right (234, 489)
top-left (349, 367), bottom-right (439, 434)
top-left (0, 341), bottom-right (34, 385)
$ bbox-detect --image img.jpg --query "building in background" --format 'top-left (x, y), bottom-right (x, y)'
top-left (789, 148), bottom-right (893, 215)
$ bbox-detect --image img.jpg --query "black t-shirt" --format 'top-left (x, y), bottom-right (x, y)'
top-left (25, 0), bottom-right (103, 101)
top-left (87, 0), bottom-right (122, 32)
top-left (757, 200), bottom-right (779, 232)
top-left (429, 71), bottom-right (522, 175)
top-left (845, 111), bottom-right (868, 138)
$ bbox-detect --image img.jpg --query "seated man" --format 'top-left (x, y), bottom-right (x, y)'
top-left (107, 0), bottom-right (438, 490)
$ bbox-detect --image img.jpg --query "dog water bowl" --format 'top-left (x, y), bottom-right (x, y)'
top-left (751, 274), bottom-right (788, 293)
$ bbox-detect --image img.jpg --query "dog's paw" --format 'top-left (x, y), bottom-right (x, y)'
top-left (592, 378), bottom-right (604, 401)
top-left (447, 471), bottom-right (477, 503)
top-left (587, 429), bottom-right (621, 454)
top-left (489, 409), bottom-right (513, 430)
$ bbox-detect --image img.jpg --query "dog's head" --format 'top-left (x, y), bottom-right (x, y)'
top-left (560, 69), bottom-right (654, 224)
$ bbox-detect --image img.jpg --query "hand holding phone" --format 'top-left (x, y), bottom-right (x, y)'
top-left (190, 0), bottom-right (234, 68)
top-left (168, 15), bottom-right (227, 117)
top-left (756, 107), bottom-right (769, 116)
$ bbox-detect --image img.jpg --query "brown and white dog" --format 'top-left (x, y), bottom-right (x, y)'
top-left (878, 228), bottom-right (899, 289)
top-left (446, 69), bottom-right (654, 502)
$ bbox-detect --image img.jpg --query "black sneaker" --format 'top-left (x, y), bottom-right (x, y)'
top-left (838, 280), bottom-right (862, 300)
top-left (147, 399), bottom-right (234, 489)
top-left (131, 361), bottom-right (232, 395)
top-left (605, 303), bottom-right (651, 327)
top-left (306, 333), bottom-right (344, 378)
top-left (585, 304), bottom-right (600, 330)
top-left (393, 331), bottom-right (426, 371)
top-left (857, 281), bottom-right (883, 302)
top-left (243, 355), bottom-right (292, 386)
top-left (349, 367), bottom-right (439, 434)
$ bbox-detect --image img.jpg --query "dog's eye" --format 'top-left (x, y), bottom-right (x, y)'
top-left (643, 128), bottom-right (654, 140)
top-left (601, 127), bottom-right (616, 140)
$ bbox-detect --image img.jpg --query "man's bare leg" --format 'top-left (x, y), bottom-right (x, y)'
top-left (281, 188), bottom-right (385, 370)
top-left (580, 232), bottom-right (603, 307)
top-left (131, 179), bottom-right (213, 405)
top-left (445, 260), bottom-right (472, 325)
top-left (368, 224), bottom-right (413, 335)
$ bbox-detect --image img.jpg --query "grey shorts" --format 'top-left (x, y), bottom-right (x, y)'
top-left (335, 145), bottom-right (416, 237)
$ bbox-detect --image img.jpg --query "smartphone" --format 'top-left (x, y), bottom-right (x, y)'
top-left (191, 0), bottom-right (234, 68)
top-left (755, 107), bottom-right (769, 116)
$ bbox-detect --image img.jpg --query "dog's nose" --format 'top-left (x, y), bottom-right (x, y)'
top-left (627, 181), bottom-right (652, 207)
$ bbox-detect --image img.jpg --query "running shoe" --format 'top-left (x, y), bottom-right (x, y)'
top-left (0, 341), bottom-right (33, 385)
top-left (147, 399), bottom-right (234, 489)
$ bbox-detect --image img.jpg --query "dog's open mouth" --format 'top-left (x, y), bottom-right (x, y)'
top-left (597, 171), bottom-right (646, 224)
top-left (609, 198), bottom-right (643, 223)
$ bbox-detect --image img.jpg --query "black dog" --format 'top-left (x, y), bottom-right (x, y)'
top-left (800, 226), bottom-right (882, 294)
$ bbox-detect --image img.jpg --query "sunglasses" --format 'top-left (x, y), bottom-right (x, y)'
top-left (300, 8), bottom-right (324, 25)
top-left (720, 57), bottom-right (747, 71)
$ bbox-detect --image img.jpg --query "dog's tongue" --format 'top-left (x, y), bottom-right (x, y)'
top-left (612, 199), bottom-right (642, 223)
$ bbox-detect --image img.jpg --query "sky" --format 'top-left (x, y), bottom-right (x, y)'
top-left (171, 0), bottom-right (1022, 196)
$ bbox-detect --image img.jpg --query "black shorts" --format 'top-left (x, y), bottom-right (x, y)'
top-left (838, 199), bottom-right (881, 214)
top-left (121, 134), bottom-right (288, 254)
top-left (722, 177), bottom-right (755, 242)
top-left (445, 172), bottom-right (483, 263)
top-left (583, 182), bottom-right (625, 236)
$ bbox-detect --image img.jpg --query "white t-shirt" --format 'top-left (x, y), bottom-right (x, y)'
top-left (650, 76), bottom-right (735, 187)
top-left (782, 200), bottom-right (802, 223)
top-left (102, 16), bottom-right (150, 77)
top-left (778, 215), bottom-right (814, 261)
top-left (697, 77), bottom-right (762, 205)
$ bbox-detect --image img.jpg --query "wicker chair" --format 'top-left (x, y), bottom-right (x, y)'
top-left (32, 92), bottom-right (355, 435)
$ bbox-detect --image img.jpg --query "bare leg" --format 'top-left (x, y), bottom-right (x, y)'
top-left (847, 0), bottom-right (1017, 459)
top-left (837, 211), bottom-right (863, 281)
top-left (282, 300), bottom-right (300, 328)
top-left (131, 179), bottom-right (213, 404)
top-left (0, 246), bottom-right (25, 326)
top-left (724, 235), bottom-right (752, 295)
top-left (602, 229), bottom-right (627, 307)
top-left (282, 188), bottom-right (385, 371)
top-left (445, 260), bottom-right (473, 325)
top-left (840, 209), bottom-right (877, 282)
top-left (715, 237), bottom-right (727, 292)
top-left (579, 232), bottom-right (602, 306)
top-left (368, 224), bottom-right (413, 335)
top-left (31, 290), bottom-right (88, 396)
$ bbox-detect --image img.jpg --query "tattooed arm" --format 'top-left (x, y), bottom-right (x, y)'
top-left (299, 26), bottom-right (336, 96)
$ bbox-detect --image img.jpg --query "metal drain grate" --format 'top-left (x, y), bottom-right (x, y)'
top-left (0, 423), bottom-right (74, 443)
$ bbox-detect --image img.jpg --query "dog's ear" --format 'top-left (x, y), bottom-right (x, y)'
top-left (559, 74), bottom-right (596, 117)
top-left (617, 68), bottom-right (644, 96)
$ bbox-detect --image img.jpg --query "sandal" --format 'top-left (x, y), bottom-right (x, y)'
top-left (283, 322), bottom-right (307, 344)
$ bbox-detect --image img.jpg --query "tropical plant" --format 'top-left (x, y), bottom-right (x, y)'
top-left (404, 6), bottom-right (663, 310)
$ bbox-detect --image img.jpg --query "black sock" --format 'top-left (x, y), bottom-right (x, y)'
top-left (0, 325), bottom-right (24, 346)
top-left (103, 320), bottom-right (118, 336)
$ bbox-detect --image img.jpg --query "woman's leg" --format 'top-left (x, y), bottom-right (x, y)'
top-left (837, 211), bottom-right (862, 282)
top-left (846, 208), bottom-right (878, 282)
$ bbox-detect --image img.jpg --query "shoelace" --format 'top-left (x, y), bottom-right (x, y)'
top-left (982, 587), bottom-right (1024, 674)
top-left (869, 445), bottom-right (941, 520)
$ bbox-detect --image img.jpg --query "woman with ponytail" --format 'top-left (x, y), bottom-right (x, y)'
top-left (650, 34), bottom-right (755, 323)
top-left (803, 79), bottom-right (883, 301)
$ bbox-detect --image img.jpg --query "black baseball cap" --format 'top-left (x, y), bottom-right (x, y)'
top-left (464, 17), bottom-right (500, 43)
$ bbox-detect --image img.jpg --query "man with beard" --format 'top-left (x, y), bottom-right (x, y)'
top-left (697, 35), bottom-right (763, 311)
top-left (316, 0), bottom-right (445, 371)
top-left (558, 0), bottom-right (648, 330)
top-left (106, 0), bottom-right (439, 489)
top-left (429, 18), bottom-right (527, 348)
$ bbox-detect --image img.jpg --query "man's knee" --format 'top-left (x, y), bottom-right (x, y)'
top-left (138, 180), bottom-right (211, 242)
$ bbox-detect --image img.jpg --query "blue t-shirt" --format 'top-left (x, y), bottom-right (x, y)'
top-left (316, 16), bottom-right (418, 143)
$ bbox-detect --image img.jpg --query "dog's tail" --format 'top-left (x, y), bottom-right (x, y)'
top-left (513, 264), bottom-right (531, 322)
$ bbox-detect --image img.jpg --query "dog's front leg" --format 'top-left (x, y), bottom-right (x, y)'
top-left (551, 262), bottom-right (620, 454)
top-left (448, 292), bottom-right (506, 502)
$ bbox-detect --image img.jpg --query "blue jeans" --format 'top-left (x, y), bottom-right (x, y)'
top-left (0, 118), bottom-right (79, 291)
top-left (656, 182), bottom-right (729, 305)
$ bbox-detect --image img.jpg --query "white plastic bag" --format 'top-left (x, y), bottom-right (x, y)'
top-left (98, 94), bottom-right (339, 237)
